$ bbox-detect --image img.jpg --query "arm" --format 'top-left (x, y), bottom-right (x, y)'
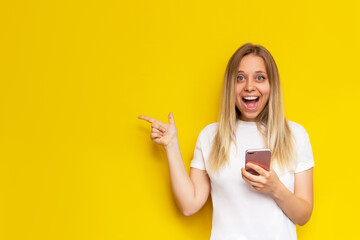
top-left (273, 168), bottom-right (313, 226)
top-left (165, 138), bottom-right (210, 216)
top-left (138, 112), bottom-right (210, 216)
top-left (241, 164), bottom-right (313, 225)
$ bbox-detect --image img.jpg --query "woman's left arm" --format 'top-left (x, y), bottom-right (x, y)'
top-left (241, 164), bottom-right (313, 226)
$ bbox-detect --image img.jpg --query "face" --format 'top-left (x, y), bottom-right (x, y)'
top-left (235, 54), bottom-right (270, 121)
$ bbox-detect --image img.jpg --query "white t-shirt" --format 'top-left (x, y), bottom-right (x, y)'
top-left (190, 119), bottom-right (314, 240)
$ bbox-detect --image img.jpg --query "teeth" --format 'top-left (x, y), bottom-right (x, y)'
top-left (243, 96), bottom-right (259, 100)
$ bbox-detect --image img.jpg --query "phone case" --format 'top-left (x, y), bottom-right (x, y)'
top-left (245, 149), bottom-right (271, 176)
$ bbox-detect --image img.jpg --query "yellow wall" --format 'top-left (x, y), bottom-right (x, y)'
top-left (0, 0), bottom-right (359, 239)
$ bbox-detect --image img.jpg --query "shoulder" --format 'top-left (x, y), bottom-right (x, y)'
top-left (287, 120), bottom-right (309, 137)
top-left (201, 122), bottom-right (218, 134)
top-left (286, 119), bottom-right (311, 147)
top-left (286, 120), bottom-right (315, 172)
top-left (197, 122), bottom-right (218, 144)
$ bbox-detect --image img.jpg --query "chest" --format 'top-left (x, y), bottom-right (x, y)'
top-left (207, 129), bottom-right (295, 194)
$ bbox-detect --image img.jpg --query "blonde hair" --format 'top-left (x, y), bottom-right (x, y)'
top-left (206, 43), bottom-right (295, 175)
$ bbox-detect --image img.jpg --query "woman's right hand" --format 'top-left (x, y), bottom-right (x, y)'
top-left (138, 112), bottom-right (178, 148)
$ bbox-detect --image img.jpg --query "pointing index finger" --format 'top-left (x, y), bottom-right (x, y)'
top-left (138, 115), bottom-right (167, 132)
top-left (138, 115), bottom-right (156, 123)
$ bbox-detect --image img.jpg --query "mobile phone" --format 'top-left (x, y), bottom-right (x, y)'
top-left (245, 148), bottom-right (271, 176)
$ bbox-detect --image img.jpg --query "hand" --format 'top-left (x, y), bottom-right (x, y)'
top-left (138, 112), bottom-right (178, 148)
top-left (241, 163), bottom-right (283, 197)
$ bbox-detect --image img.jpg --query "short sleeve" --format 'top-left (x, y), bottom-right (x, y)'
top-left (190, 130), bottom-right (206, 170)
top-left (294, 126), bottom-right (315, 173)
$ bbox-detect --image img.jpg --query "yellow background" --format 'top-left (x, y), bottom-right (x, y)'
top-left (0, 0), bottom-right (359, 239)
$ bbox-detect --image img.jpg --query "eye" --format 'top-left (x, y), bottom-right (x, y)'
top-left (237, 75), bottom-right (245, 81)
top-left (256, 76), bottom-right (265, 81)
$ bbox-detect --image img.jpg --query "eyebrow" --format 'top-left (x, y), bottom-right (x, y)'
top-left (238, 70), bottom-right (266, 74)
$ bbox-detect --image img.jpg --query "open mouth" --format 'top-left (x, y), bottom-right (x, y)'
top-left (241, 96), bottom-right (260, 110)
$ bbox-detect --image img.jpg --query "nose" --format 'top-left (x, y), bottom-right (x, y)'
top-left (245, 79), bottom-right (255, 92)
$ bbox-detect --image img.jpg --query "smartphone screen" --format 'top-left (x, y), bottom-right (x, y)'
top-left (245, 148), bottom-right (271, 175)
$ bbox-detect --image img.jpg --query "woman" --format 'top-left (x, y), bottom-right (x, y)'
top-left (138, 43), bottom-right (314, 240)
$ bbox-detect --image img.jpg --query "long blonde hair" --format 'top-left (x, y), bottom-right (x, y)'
top-left (206, 43), bottom-right (295, 175)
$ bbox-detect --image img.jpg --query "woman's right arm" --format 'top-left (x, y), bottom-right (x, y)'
top-left (165, 137), bottom-right (210, 216)
top-left (138, 112), bottom-right (210, 216)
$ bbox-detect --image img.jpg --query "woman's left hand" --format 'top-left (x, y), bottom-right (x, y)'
top-left (241, 163), bottom-right (283, 197)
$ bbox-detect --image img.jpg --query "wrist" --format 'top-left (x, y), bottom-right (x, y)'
top-left (272, 181), bottom-right (289, 202)
top-left (164, 137), bottom-right (178, 150)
